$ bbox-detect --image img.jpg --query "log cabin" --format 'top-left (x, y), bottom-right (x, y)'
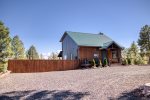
top-left (59, 31), bottom-right (124, 64)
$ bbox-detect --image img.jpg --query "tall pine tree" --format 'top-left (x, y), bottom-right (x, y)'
top-left (0, 21), bottom-right (12, 72)
top-left (138, 25), bottom-right (150, 64)
top-left (27, 45), bottom-right (39, 59)
top-left (11, 35), bottom-right (25, 59)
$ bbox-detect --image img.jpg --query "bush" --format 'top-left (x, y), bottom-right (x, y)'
top-left (125, 58), bottom-right (128, 65)
top-left (135, 56), bottom-right (144, 65)
top-left (127, 58), bottom-right (131, 65)
top-left (121, 58), bottom-right (128, 65)
top-left (103, 58), bottom-right (108, 67)
top-left (143, 60), bottom-right (148, 65)
top-left (130, 58), bottom-right (135, 65)
top-left (99, 59), bottom-right (102, 67)
top-left (143, 56), bottom-right (149, 65)
top-left (93, 59), bottom-right (96, 67)
top-left (0, 63), bottom-right (7, 73)
top-left (89, 60), bottom-right (94, 66)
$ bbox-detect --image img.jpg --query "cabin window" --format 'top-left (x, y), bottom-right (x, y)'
top-left (94, 54), bottom-right (99, 57)
top-left (112, 50), bottom-right (117, 59)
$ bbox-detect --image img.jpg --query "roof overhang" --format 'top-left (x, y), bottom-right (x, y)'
top-left (102, 41), bottom-right (124, 49)
top-left (78, 45), bottom-right (101, 47)
top-left (59, 31), bottom-right (67, 42)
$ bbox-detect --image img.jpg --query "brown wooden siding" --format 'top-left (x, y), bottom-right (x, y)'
top-left (79, 46), bottom-right (121, 63)
top-left (107, 49), bottom-right (112, 60)
top-left (79, 47), bottom-right (100, 60)
top-left (8, 60), bottom-right (80, 73)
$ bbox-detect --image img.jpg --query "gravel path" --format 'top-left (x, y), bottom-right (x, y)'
top-left (0, 65), bottom-right (150, 100)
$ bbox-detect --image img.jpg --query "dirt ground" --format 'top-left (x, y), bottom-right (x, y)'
top-left (0, 65), bottom-right (150, 100)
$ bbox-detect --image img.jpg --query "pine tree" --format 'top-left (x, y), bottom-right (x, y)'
top-left (138, 25), bottom-right (150, 64)
top-left (121, 48), bottom-right (128, 59)
top-left (0, 21), bottom-right (12, 72)
top-left (128, 41), bottom-right (139, 58)
top-left (11, 35), bottom-right (25, 59)
top-left (127, 41), bottom-right (139, 65)
top-left (27, 45), bottom-right (39, 59)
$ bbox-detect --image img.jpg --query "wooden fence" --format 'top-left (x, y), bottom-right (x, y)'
top-left (8, 60), bottom-right (81, 73)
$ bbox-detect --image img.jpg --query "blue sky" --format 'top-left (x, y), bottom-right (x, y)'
top-left (0, 0), bottom-right (150, 55)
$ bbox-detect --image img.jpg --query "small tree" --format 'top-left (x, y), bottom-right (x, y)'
top-left (121, 48), bottom-right (128, 65)
top-left (0, 21), bottom-right (12, 72)
top-left (92, 59), bottom-right (96, 67)
top-left (103, 58), bottom-right (108, 67)
top-left (127, 41), bottom-right (139, 65)
top-left (11, 35), bottom-right (25, 59)
top-left (26, 45), bottom-right (39, 59)
top-left (48, 52), bottom-right (59, 60)
top-left (40, 53), bottom-right (44, 59)
top-left (138, 25), bottom-right (150, 64)
top-left (121, 48), bottom-right (128, 59)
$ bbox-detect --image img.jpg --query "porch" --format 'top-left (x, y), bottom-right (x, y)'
top-left (79, 42), bottom-right (122, 64)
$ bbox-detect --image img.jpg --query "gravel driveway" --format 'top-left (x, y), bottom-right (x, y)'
top-left (0, 65), bottom-right (150, 100)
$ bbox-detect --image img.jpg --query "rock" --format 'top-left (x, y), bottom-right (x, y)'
top-left (143, 83), bottom-right (150, 96)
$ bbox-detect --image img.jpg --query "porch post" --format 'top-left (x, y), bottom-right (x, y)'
top-left (118, 49), bottom-right (121, 63)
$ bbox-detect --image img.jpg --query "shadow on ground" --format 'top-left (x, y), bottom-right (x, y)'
top-left (0, 90), bottom-right (90, 100)
top-left (109, 86), bottom-right (150, 100)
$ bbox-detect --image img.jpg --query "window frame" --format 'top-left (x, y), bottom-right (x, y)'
top-left (112, 50), bottom-right (117, 59)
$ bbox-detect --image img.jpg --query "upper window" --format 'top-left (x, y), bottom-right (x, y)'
top-left (94, 54), bottom-right (99, 58)
top-left (112, 50), bottom-right (117, 59)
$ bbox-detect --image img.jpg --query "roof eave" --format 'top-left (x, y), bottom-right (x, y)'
top-left (59, 31), bottom-right (67, 42)
top-left (78, 45), bottom-right (101, 47)
top-left (103, 41), bottom-right (124, 49)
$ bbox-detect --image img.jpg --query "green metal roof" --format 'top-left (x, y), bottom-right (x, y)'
top-left (61, 31), bottom-right (123, 49)
top-left (102, 41), bottom-right (123, 49)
